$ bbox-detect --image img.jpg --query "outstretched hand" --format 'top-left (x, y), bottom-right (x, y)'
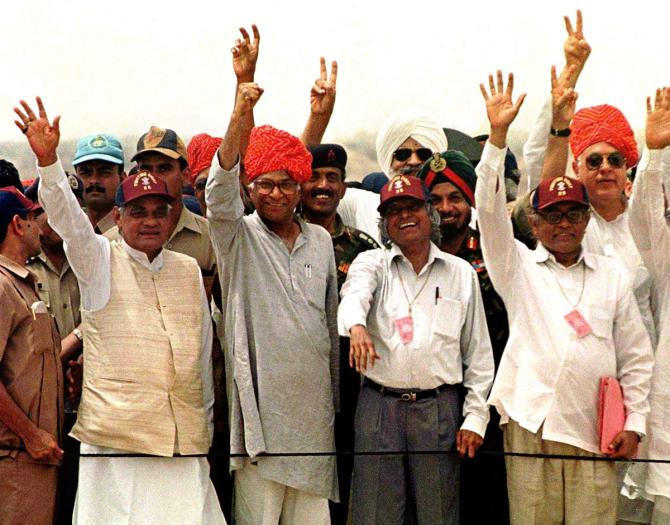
top-left (480, 71), bottom-right (526, 131)
top-left (14, 96), bottom-right (60, 167)
top-left (309, 57), bottom-right (338, 117)
top-left (562, 9), bottom-right (591, 79)
top-left (550, 64), bottom-right (578, 129)
top-left (232, 24), bottom-right (260, 82)
top-left (646, 87), bottom-right (670, 150)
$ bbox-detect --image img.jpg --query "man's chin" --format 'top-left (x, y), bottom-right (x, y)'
top-left (440, 223), bottom-right (467, 239)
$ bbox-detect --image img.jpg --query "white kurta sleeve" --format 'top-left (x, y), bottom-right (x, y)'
top-left (475, 142), bottom-right (520, 299)
top-left (521, 95), bottom-right (553, 195)
top-left (37, 158), bottom-right (111, 310)
top-left (205, 155), bottom-right (244, 257)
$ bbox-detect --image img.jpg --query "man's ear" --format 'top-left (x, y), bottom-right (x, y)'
top-left (113, 206), bottom-right (123, 233)
top-left (11, 214), bottom-right (25, 237)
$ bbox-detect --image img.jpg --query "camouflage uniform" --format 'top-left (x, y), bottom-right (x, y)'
top-left (328, 214), bottom-right (378, 525)
top-left (456, 226), bottom-right (510, 525)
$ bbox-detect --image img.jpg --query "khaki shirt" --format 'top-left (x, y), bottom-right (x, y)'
top-left (0, 255), bottom-right (63, 465)
top-left (93, 210), bottom-right (116, 235)
top-left (106, 207), bottom-right (216, 274)
top-left (27, 253), bottom-right (81, 337)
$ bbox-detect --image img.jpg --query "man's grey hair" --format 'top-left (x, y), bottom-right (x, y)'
top-left (378, 202), bottom-right (442, 248)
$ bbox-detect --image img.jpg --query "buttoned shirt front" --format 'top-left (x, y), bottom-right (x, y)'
top-left (338, 243), bottom-right (494, 437)
top-left (27, 252), bottom-right (81, 337)
top-left (0, 255), bottom-right (63, 464)
top-left (477, 142), bottom-right (654, 454)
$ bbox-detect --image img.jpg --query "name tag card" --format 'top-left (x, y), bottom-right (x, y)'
top-left (394, 316), bottom-right (414, 344)
top-left (564, 309), bottom-right (592, 338)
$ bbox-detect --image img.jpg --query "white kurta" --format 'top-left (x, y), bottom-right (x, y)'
top-left (629, 149), bottom-right (670, 500)
top-left (38, 159), bottom-right (225, 524)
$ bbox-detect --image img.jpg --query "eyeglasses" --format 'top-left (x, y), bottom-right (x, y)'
top-left (537, 209), bottom-right (589, 224)
top-left (583, 152), bottom-right (626, 171)
top-left (251, 179), bottom-right (299, 195)
top-left (392, 148), bottom-right (433, 162)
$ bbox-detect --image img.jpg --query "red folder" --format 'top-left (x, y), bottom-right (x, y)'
top-left (598, 376), bottom-right (626, 454)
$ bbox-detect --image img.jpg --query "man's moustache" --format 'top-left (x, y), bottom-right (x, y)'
top-left (85, 184), bottom-right (106, 193)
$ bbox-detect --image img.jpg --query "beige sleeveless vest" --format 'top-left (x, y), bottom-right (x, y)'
top-left (72, 242), bottom-right (209, 456)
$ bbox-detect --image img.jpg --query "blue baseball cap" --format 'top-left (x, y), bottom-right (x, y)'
top-left (0, 186), bottom-right (41, 230)
top-left (72, 134), bottom-right (124, 166)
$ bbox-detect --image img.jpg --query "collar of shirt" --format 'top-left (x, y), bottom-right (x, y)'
top-left (590, 200), bottom-right (628, 226)
top-left (0, 254), bottom-right (32, 281)
top-left (119, 239), bottom-right (164, 272)
top-left (32, 250), bottom-right (71, 277)
top-left (170, 207), bottom-right (204, 242)
top-left (531, 242), bottom-right (598, 271)
top-left (387, 242), bottom-right (449, 274)
top-left (94, 210), bottom-right (117, 235)
top-left (249, 211), bottom-right (309, 250)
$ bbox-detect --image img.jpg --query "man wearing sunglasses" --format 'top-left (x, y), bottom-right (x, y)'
top-left (338, 111), bottom-right (448, 244)
top-left (207, 83), bottom-right (339, 524)
top-left (476, 71), bottom-right (653, 524)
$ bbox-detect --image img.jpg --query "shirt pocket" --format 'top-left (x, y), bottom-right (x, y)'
top-left (431, 297), bottom-right (464, 343)
top-left (30, 312), bottom-right (55, 354)
top-left (588, 312), bottom-right (614, 340)
top-left (302, 260), bottom-right (329, 311)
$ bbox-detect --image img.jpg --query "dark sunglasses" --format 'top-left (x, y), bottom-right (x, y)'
top-left (392, 148), bottom-right (433, 162)
top-left (583, 152), bottom-right (626, 171)
top-left (537, 208), bottom-right (589, 225)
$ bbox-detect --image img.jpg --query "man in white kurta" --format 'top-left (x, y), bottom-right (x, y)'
top-left (17, 97), bottom-right (225, 524)
top-left (629, 89), bottom-right (670, 524)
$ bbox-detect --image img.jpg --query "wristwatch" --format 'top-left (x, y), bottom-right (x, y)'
top-left (72, 328), bottom-right (83, 342)
top-left (550, 127), bottom-right (571, 137)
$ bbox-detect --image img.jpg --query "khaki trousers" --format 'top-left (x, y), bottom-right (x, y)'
top-left (0, 457), bottom-right (58, 525)
top-left (504, 420), bottom-right (617, 525)
top-left (234, 463), bottom-right (330, 525)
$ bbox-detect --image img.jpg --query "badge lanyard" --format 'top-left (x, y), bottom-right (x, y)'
top-left (553, 261), bottom-right (592, 338)
top-left (393, 260), bottom-right (434, 344)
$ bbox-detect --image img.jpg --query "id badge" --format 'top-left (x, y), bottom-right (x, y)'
top-left (564, 309), bottom-right (592, 338)
top-left (394, 316), bottom-right (414, 344)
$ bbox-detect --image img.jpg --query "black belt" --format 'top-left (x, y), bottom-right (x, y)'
top-left (364, 378), bottom-right (452, 402)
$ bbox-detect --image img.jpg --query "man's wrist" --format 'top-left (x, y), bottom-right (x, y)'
top-left (37, 154), bottom-right (58, 168)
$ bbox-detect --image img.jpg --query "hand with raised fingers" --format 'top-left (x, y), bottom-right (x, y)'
top-left (233, 82), bottom-right (264, 118)
top-left (309, 57), bottom-right (338, 117)
top-left (646, 87), bottom-right (670, 150)
top-left (349, 324), bottom-right (379, 372)
top-left (480, 70), bottom-right (526, 131)
top-left (232, 24), bottom-right (260, 82)
top-left (14, 96), bottom-right (60, 167)
top-left (563, 9), bottom-right (591, 77)
top-left (550, 64), bottom-right (578, 130)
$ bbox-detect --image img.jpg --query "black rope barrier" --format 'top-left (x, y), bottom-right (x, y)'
top-left (2, 445), bottom-right (670, 463)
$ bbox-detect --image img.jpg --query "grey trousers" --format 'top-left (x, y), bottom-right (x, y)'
top-left (352, 382), bottom-right (460, 525)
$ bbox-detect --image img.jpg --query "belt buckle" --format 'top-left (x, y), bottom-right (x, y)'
top-left (401, 392), bottom-right (416, 402)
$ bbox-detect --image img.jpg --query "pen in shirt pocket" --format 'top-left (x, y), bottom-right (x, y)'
top-left (435, 286), bottom-right (440, 305)
top-left (305, 264), bottom-right (312, 279)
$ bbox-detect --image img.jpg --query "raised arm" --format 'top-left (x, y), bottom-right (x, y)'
top-left (15, 97), bottom-right (108, 290)
top-left (476, 71), bottom-right (525, 298)
top-left (206, 83), bottom-right (263, 255)
top-left (301, 57), bottom-right (338, 146)
top-left (523, 10), bottom-right (590, 190)
top-left (232, 24), bottom-right (260, 159)
top-left (629, 87), bottom-right (670, 278)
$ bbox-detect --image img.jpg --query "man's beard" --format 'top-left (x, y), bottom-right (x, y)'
top-left (439, 210), bottom-right (471, 239)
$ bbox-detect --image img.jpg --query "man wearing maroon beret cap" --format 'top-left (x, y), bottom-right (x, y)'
top-left (16, 97), bottom-right (225, 524)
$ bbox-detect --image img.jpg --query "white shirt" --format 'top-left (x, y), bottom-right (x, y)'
top-left (629, 149), bottom-right (670, 497)
top-left (37, 159), bottom-right (215, 441)
top-left (338, 243), bottom-right (494, 437)
top-left (476, 142), bottom-right (653, 454)
top-left (338, 187), bottom-right (381, 243)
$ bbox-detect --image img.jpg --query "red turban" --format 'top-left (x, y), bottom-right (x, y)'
top-left (245, 125), bottom-right (312, 183)
top-left (569, 104), bottom-right (639, 168)
top-left (187, 133), bottom-right (222, 183)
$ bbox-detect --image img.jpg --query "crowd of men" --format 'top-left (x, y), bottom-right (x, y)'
top-left (2, 10), bottom-right (670, 525)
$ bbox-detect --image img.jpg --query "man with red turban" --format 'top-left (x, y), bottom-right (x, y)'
top-left (188, 133), bottom-right (223, 216)
top-left (206, 82), bottom-right (339, 524)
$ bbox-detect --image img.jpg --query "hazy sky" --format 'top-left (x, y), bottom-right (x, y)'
top-left (1, 0), bottom-right (668, 152)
